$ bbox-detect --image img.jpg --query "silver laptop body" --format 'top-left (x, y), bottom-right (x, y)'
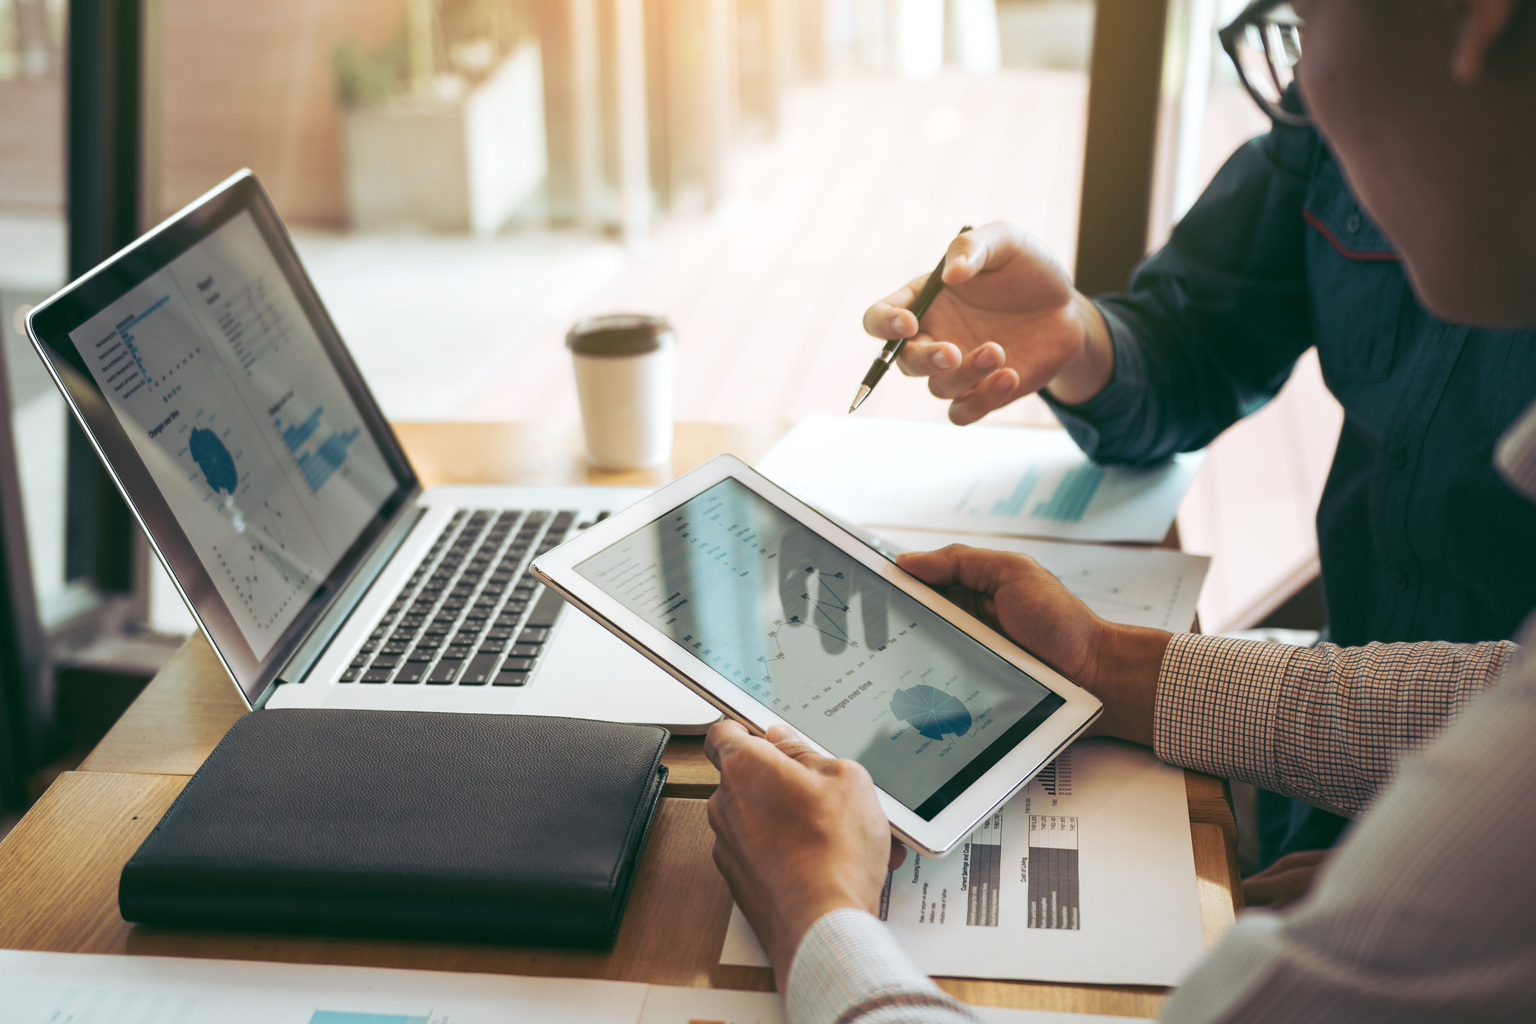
top-left (25, 169), bottom-right (716, 731)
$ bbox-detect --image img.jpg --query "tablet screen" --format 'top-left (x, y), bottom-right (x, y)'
top-left (576, 478), bottom-right (1065, 820)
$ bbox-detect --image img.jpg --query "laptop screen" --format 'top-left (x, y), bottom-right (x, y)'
top-left (69, 208), bottom-right (397, 660)
top-left (26, 172), bottom-right (417, 704)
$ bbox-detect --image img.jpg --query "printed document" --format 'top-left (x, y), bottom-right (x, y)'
top-left (0, 950), bottom-right (1150, 1024)
top-left (1, 949), bottom-right (647, 1024)
top-left (756, 416), bottom-right (1201, 544)
top-left (872, 527), bottom-right (1209, 632)
top-left (637, 985), bottom-right (1150, 1023)
top-left (720, 739), bottom-right (1208, 987)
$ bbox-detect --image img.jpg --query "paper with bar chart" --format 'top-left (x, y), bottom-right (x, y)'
top-left (71, 209), bottom-right (395, 658)
top-left (755, 416), bottom-right (1202, 543)
top-left (720, 739), bottom-right (1206, 986)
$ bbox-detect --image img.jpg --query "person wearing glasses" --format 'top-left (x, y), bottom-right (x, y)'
top-left (859, 0), bottom-right (1536, 899)
top-left (704, 2), bottom-right (1536, 1021)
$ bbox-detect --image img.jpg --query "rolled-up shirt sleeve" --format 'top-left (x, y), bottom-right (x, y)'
top-left (786, 909), bottom-right (980, 1024)
top-left (1152, 633), bottom-right (1515, 816)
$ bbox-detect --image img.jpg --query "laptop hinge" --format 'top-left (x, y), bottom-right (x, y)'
top-left (263, 502), bottom-right (427, 699)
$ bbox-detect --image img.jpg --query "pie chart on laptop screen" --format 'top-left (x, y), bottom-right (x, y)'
top-left (890, 684), bottom-right (973, 741)
top-left (189, 426), bottom-right (238, 495)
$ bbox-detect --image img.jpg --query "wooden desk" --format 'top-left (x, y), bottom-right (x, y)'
top-left (0, 423), bottom-right (1241, 1018)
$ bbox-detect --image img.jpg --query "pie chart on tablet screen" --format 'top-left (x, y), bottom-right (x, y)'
top-left (890, 684), bottom-right (973, 741)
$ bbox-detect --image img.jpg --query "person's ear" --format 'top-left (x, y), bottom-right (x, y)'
top-left (1451, 0), bottom-right (1520, 82)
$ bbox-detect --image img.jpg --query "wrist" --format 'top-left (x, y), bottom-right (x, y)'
top-left (768, 896), bottom-right (865, 982)
top-left (1088, 624), bottom-right (1170, 747)
top-left (1043, 294), bottom-right (1114, 406)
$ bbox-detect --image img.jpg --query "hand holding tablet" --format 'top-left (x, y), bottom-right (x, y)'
top-left (533, 456), bottom-right (1102, 856)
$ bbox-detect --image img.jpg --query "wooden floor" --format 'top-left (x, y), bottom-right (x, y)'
top-left (460, 70), bottom-right (1086, 429)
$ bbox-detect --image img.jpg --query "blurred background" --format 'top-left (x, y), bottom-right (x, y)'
top-left (0, 1), bottom-right (1330, 849)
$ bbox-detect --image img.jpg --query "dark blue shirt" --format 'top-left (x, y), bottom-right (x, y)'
top-left (1044, 119), bottom-right (1536, 647)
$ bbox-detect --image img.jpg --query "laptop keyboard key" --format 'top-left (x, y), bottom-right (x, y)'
top-left (394, 664), bottom-right (426, 683)
top-left (459, 652), bottom-right (498, 685)
top-left (493, 670), bottom-right (528, 687)
top-left (510, 642), bottom-right (541, 658)
top-left (427, 660), bottom-right (461, 684)
top-left (525, 589), bottom-right (566, 628)
top-left (361, 669), bottom-right (391, 683)
top-left (516, 627), bottom-right (551, 644)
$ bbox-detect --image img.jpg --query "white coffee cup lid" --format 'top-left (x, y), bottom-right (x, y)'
top-left (566, 314), bottom-right (675, 356)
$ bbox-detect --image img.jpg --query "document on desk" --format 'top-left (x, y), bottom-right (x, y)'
top-left (872, 527), bottom-right (1209, 632)
top-left (637, 985), bottom-right (1150, 1023)
top-left (755, 416), bottom-right (1202, 544)
top-left (719, 739), bottom-right (1207, 987)
top-left (0, 949), bottom-right (649, 1024)
top-left (0, 951), bottom-right (1153, 1024)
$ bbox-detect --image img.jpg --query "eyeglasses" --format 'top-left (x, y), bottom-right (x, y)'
top-left (1219, 0), bottom-right (1309, 127)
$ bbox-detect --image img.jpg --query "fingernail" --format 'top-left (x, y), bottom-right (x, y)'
top-left (890, 315), bottom-right (906, 336)
top-left (977, 348), bottom-right (1000, 370)
top-left (932, 349), bottom-right (957, 370)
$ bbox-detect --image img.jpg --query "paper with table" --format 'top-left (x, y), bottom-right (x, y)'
top-left (1, 949), bottom-right (1151, 1024)
top-left (720, 739), bottom-right (1207, 987)
top-left (755, 415), bottom-right (1203, 544)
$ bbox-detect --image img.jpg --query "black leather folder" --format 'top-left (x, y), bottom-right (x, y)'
top-left (119, 708), bottom-right (668, 946)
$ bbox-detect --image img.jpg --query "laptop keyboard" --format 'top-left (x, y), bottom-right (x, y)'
top-left (340, 507), bottom-right (608, 688)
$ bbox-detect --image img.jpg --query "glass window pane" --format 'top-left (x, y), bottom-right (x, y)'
top-left (0, 0), bottom-right (81, 629)
top-left (143, 0), bottom-right (1094, 430)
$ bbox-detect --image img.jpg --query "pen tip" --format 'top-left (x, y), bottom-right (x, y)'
top-left (849, 385), bottom-right (871, 414)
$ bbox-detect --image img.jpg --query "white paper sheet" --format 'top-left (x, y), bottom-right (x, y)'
top-left (0, 951), bottom-right (1152, 1024)
top-left (637, 984), bottom-right (1150, 1024)
top-left (720, 739), bottom-right (1207, 987)
top-left (0, 949), bottom-right (648, 1024)
top-left (872, 527), bottom-right (1209, 632)
top-left (755, 416), bottom-right (1202, 544)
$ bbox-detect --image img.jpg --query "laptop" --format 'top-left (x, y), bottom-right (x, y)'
top-left (24, 169), bottom-right (718, 731)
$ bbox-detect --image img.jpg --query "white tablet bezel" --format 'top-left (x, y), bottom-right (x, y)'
top-left (532, 455), bottom-right (1102, 857)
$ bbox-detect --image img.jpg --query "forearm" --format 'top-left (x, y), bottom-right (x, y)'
top-left (786, 910), bottom-right (981, 1024)
top-left (1151, 634), bottom-right (1515, 815)
top-left (1161, 643), bottom-right (1536, 1022)
top-left (1045, 134), bottom-right (1316, 467)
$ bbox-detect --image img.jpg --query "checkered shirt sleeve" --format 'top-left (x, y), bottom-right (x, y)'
top-left (1153, 633), bottom-right (1515, 816)
top-left (786, 909), bottom-right (981, 1024)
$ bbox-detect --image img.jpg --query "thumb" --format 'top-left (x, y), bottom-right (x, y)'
top-left (940, 221), bottom-right (1016, 286)
top-left (898, 544), bottom-right (1040, 599)
top-left (767, 724), bottom-right (836, 768)
top-left (895, 547), bottom-right (962, 588)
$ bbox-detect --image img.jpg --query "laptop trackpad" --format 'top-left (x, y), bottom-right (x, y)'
top-left (517, 612), bottom-right (720, 734)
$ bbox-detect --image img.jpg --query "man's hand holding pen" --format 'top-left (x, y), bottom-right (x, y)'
top-left (858, 221), bottom-right (1118, 425)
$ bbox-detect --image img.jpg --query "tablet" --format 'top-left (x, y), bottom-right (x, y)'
top-left (532, 456), bottom-right (1102, 857)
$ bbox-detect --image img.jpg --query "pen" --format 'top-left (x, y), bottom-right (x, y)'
top-left (849, 225), bottom-right (972, 413)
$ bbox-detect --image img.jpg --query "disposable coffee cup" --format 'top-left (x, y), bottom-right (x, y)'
top-left (567, 314), bottom-right (676, 470)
